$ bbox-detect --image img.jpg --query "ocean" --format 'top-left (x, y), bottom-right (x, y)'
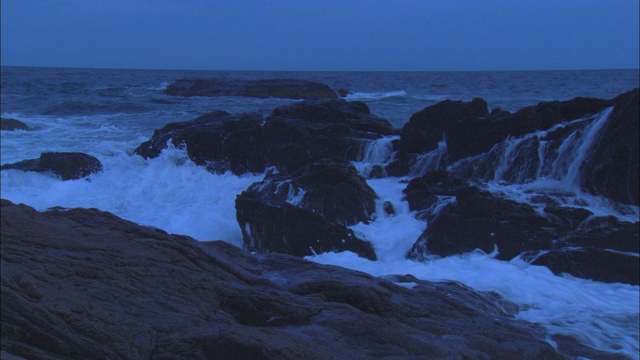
top-left (1, 66), bottom-right (639, 358)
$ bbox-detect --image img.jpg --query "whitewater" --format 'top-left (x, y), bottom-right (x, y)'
top-left (1, 66), bottom-right (638, 358)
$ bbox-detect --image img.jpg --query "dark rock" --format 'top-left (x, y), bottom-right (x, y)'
top-left (336, 88), bottom-right (352, 97)
top-left (408, 186), bottom-right (562, 261)
top-left (1, 118), bottom-right (30, 131)
top-left (524, 247), bottom-right (639, 285)
top-left (0, 152), bottom-right (102, 180)
top-left (0, 199), bottom-right (565, 359)
top-left (134, 111), bottom-right (266, 174)
top-left (399, 98), bottom-right (489, 154)
top-left (445, 96), bottom-right (613, 163)
top-left (236, 159), bottom-right (378, 259)
top-left (580, 88), bottom-right (639, 205)
top-left (403, 171), bottom-right (469, 217)
top-left (165, 78), bottom-right (338, 99)
top-left (135, 100), bottom-right (394, 175)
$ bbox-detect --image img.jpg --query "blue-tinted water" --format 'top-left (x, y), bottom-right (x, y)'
top-left (1, 66), bottom-right (639, 358)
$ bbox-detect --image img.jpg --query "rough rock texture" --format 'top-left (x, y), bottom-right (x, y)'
top-left (134, 111), bottom-right (266, 174)
top-left (0, 200), bottom-right (564, 359)
top-left (580, 88), bottom-right (639, 205)
top-left (0, 152), bottom-right (102, 180)
top-left (165, 78), bottom-right (338, 99)
top-left (135, 99), bottom-right (394, 175)
top-left (1, 118), bottom-right (30, 131)
top-left (391, 95), bottom-right (614, 176)
top-left (236, 159), bottom-right (378, 260)
top-left (404, 172), bottom-right (639, 285)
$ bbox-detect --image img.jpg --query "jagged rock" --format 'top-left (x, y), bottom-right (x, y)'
top-left (236, 159), bottom-right (378, 259)
top-left (399, 98), bottom-right (489, 154)
top-left (134, 111), bottom-right (266, 174)
top-left (165, 78), bottom-right (338, 99)
top-left (580, 88), bottom-right (639, 205)
top-left (524, 247), bottom-right (639, 285)
top-left (1, 118), bottom-right (30, 131)
top-left (135, 99), bottom-right (394, 175)
top-left (0, 152), bottom-right (102, 180)
top-left (402, 171), bottom-right (468, 219)
top-left (1, 199), bottom-right (564, 359)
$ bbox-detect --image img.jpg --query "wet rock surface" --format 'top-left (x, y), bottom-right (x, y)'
top-left (0, 199), bottom-right (563, 359)
top-left (165, 78), bottom-right (339, 99)
top-left (1, 118), bottom-right (31, 131)
top-left (404, 171), bottom-right (639, 285)
top-left (135, 99), bottom-right (394, 175)
top-left (236, 159), bottom-right (378, 260)
top-left (0, 152), bottom-right (102, 180)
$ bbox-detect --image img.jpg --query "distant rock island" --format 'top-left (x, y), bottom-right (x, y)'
top-left (165, 78), bottom-right (339, 99)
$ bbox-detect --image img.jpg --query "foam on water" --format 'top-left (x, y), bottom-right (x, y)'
top-left (1, 145), bottom-right (262, 247)
top-left (307, 177), bottom-right (639, 358)
top-left (346, 90), bottom-right (407, 100)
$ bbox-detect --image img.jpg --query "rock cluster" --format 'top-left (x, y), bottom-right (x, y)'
top-left (1, 200), bottom-right (563, 359)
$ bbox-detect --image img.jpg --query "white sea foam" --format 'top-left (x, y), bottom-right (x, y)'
top-left (346, 90), bottom-right (407, 100)
top-left (0, 145), bottom-right (262, 247)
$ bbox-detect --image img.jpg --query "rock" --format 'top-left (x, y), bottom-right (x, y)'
top-left (236, 159), bottom-right (378, 259)
top-left (165, 78), bottom-right (338, 99)
top-left (407, 185), bottom-right (569, 261)
top-left (580, 88), bottom-right (639, 205)
top-left (135, 100), bottom-right (394, 175)
top-left (1, 118), bottom-right (30, 131)
top-left (524, 247), bottom-right (639, 285)
top-left (134, 111), bottom-right (266, 174)
top-left (336, 88), bottom-right (352, 97)
top-left (399, 98), bottom-right (489, 154)
top-left (402, 171), bottom-right (469, 219)
top-left (0, 152), bottom-right (102, 180)
top-left (0, 199), bottom-right (565, 359)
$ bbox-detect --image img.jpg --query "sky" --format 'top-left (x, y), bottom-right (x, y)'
top-left (1, 0), bottom-right (639, 71)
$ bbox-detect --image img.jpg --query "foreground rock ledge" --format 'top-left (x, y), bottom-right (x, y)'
top-left (0, 200), bottom-right (565, 359)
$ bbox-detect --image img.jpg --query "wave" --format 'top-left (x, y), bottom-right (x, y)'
top-left (42, 101), bottom-right (152, 116)
top-left (346, 90), bottom-right (408, 100)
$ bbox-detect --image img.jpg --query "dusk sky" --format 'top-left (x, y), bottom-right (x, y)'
top-left (2, 0), bottom-right (639, 71)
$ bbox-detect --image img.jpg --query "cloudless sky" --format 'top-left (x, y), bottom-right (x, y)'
top-left (1, 0), bottom-right (638, 71)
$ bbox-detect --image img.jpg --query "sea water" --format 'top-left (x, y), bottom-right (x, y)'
top-left (1, 66), bottom-right (639, 358)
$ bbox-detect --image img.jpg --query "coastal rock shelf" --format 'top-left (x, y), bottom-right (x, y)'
top-left (1, 200), bottom-right (563, 359)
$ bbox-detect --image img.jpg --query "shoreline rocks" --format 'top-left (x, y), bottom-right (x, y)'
top-left (1, 199), bottom-right (564, 359)
top-left (0, 152), bottom-right (102, 180)
top-left (1, 118), bottom-right (31, 131)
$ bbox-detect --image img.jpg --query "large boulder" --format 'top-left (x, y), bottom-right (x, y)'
top-left (134, 111), bottom-right (266, 174)
top-left (165, 78), bottom-right (339, 99)
top-left (236, 159), bottom-right (378, 259)
top-left (135, 99), bottom-right (395, 175)
top-left (0, 152), bottom-right (102, 180)
top-left (1, 118), bottom-right (30, 131)
top-left (580, 88), bottom-right (639, 205)
top-left (399, 98), bottom-right (489, 154)
top-left (1, 199), bottom-right (565, 359)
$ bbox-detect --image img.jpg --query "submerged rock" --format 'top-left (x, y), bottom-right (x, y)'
top-left (0, 152), bottom-right (102, 180)
top-left (1, 118), bottom-right (31, 131)
top-left (165, 78), bottom-right (339, 99)
top-left (0, 199), bottom-right (564, 359)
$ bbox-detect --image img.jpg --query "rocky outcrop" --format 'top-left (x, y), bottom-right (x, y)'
top-left (404, 171), bottom-right (640, 285)
top-left (0, 152), bottom-right (102, 180)
top-left (0, 199), bottom-right (563, 359)
top-left (580, 88), bottom-right (639, 205)
top-left (236, 159), bottom-right (378, 260)
top-left (135, 99), bottom-right (394, 175)
top-left (165, 78), bottom-right (338, 99)
top-left (134, 111), bottom-right (266, 174)
top-left (1, 118), bottom-right (30, 131)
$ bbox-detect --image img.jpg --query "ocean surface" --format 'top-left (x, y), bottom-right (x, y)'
top-left (1, 66), bottom-right (639, 358)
